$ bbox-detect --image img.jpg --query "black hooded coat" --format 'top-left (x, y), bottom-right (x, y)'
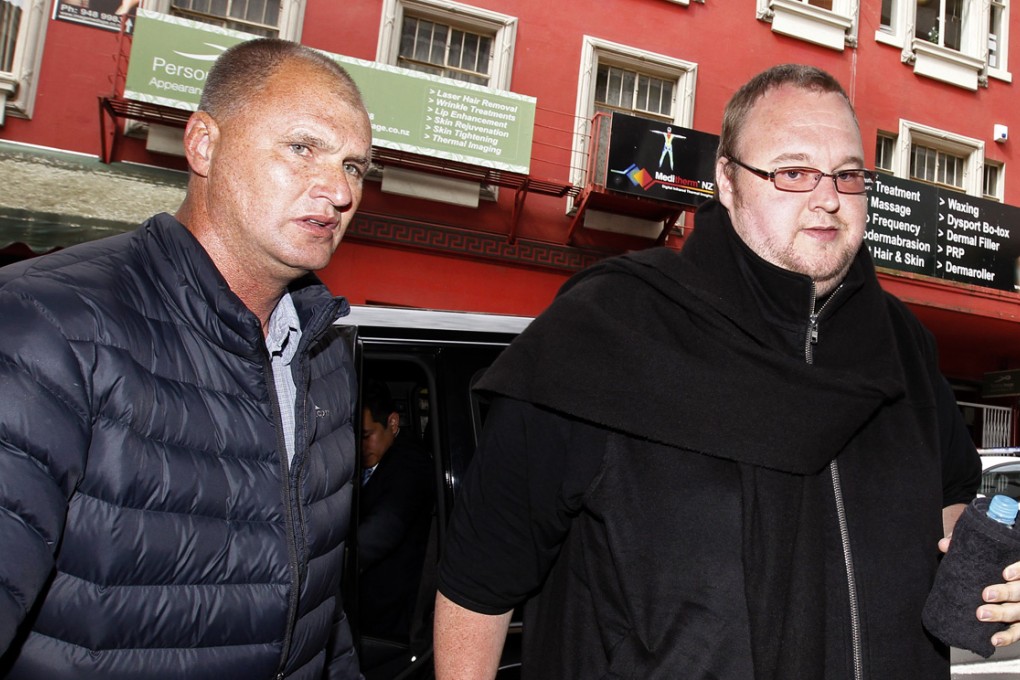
top-left (438, 200), bottom-right (980, 679)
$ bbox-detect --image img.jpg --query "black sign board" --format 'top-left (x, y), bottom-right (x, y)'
top-left (865, 174), bottom-right (938, 275)
top-left (605, 112), bottom-right (719, 208)
top-left (865, 174), bottom-right (1020, 293)
top-left (983, 369), bottom-right (1020, 398)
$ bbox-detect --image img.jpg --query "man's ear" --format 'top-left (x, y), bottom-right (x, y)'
top-left (183, 111), bottom-right (218, 178)
top-left (715, 156), bottom-right (736, 210)
top-left (387, 412), bottom-right (400, 433)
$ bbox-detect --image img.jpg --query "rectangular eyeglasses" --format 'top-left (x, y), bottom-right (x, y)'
top-left (726, 157), bottom-right (876, 195)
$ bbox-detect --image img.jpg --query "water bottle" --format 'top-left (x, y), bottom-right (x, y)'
top-left (923, 494), bottom-right (1020, 657)
top-left (986, 494), bottom-right (1019, 527)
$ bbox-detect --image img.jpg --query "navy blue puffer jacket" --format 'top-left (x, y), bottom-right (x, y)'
top-left (0, 214), bottom-right (359, 679)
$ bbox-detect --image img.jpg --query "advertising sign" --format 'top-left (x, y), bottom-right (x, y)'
top-left (340, 60), bottom-right (536, 174)
top-left (53, 0), bottom-right (134, 32)
top-left (604, 112), bottom-right (719, 208)
top-left (865, 174), bottom-right (938, 276)
top-left (982, 369), bottom-right (1020, 398)
top-left (865, 174), bottom-right (1020, 293)
top-left (124, 10), bottom-right (536, 173)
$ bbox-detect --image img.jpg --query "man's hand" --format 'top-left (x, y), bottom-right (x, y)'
top-left (940, 504), bottom-right (1020, 649)
top-left (977, 562), bottom-right (1020, 648)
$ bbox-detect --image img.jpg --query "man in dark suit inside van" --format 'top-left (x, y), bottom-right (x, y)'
top-left (358, 379), bottom-right (435, 643)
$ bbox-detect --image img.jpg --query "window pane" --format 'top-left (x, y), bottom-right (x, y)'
top-left (915, 0), bottom-right (969, 50)
top-left (880, 0), bottom-right (893, 27)
top-left (0, 1), bottom-right (22, 73)
top-left (946, 155), bottom-right (961, 186)
top-left (984, 164), bottom-right (1001, 199)
top-left (621, 70), bottom-right (635, 107)
top-left (595, 64), bottom-right (673, 121)
top-left (477, 35), bottom-right (492, 73)
top-left (636, 76), bottom-right (649, 111)
top-left (807, 0), bottom-right (834, 9)
top-left (448, 29), bottom-right (465, 69)
top-left (398, 16), bottom-right (491, 84)
top-left (399, 16), bottom-right (416, 61)
top-left (429, 22), bottom-right (446, 64)
top-left (636, 74), bottom-right (669, 115)
top-left (944, 0), bottom-right (966, 50)
top-left (410, 19), bottom-right (433, 62)
top-left (911, 143), bottom-right (965, 189)
top-left (171, 0), bottom-right (279, 35)
top-left (875, 135), bottom-right (895, 171)
top-left (989, 1), bottom-right (1004, 68)
top-left (915, 2), bottom-right (939, 43)
top-left (911, 145), bottom-right (935, 182)
top-left (660, 81), bottom-right (674, 115)
top-left (229, 0), bottom-right (247, 21)
top-left (648, 79), bottom-right (663, 113)
top-left (595, 67), bottom-right (608, 104)
top-left (248, 0), bottom-right (266, 24)
top-left (940, 155), bottom-right (951, 185)
top-left (605, 67), bottom-right (623, 108)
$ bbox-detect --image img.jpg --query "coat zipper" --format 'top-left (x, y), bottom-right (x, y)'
top-left (263, 347), bottom-right (301, 680)
top-left (269, 301), bottom-right (343, 680)
top-left (804, 283), bottom-right (863, 680)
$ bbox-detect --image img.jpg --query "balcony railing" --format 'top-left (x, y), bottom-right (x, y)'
top-left (959, 401), bottom-right (1013, 448)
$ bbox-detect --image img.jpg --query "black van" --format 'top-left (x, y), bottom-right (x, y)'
top-left (338, 306), bottom-right (531, 680)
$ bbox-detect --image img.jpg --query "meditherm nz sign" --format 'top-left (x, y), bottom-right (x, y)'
top-left (125, 10), bottom-right (536, 173)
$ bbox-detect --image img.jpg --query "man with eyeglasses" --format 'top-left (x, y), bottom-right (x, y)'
top-left (434, 64), bottom-right (1016, 679)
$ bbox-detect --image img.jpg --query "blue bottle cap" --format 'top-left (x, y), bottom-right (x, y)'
top-left (987, 495), bottom-right (1019, 526)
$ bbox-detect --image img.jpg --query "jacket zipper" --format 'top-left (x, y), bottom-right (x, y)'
top-left (804, 283), bottom-right (864, 680)
top-left (263, 347), bottom-right (301, 680)
top-left (270, 301), bottom-right (343, 680)
top-left (264, 299), bottom-right (344, 680)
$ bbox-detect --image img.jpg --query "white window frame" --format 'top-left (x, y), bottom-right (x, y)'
top-left (987, 0), bottom-right (1011, 82)
top-left (875, 0), bottom-right (909, 46)
top-left (887, 120), bottom-right (985, 196)
top-left (1, 0), bottom-right (49, 124)
top-left (755, 0), bottom-right (859, 51)
top-left (875, 132), bottom-right (896, 172)
top-left (570, 36), bottom-right (697, 191)
top-left (984, 160), bottom-right (1004, 201)
top-left (144, 0), bottom-right (306, 40)
top-left (874, 0), bottom-right (990, 90)
top-left (376, 0), bottom-right (517, 90)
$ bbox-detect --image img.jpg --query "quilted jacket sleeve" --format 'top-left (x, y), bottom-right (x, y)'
top-left (0, 289), bottom-right (90, 654)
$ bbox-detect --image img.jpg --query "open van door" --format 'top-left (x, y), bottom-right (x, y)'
top-left (339, 307), bottom-right (530, 680)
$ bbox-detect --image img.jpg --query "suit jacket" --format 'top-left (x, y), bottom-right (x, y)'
top-left (358, 437), bottom-right (434, 641)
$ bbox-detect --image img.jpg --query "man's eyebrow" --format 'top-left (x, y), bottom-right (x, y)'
top-left (770, 152), bottom-right (866, 168)
top-left (289, 131), bottom-right (329, 148)
top-left (347, 154), bottom-right (372, 168)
